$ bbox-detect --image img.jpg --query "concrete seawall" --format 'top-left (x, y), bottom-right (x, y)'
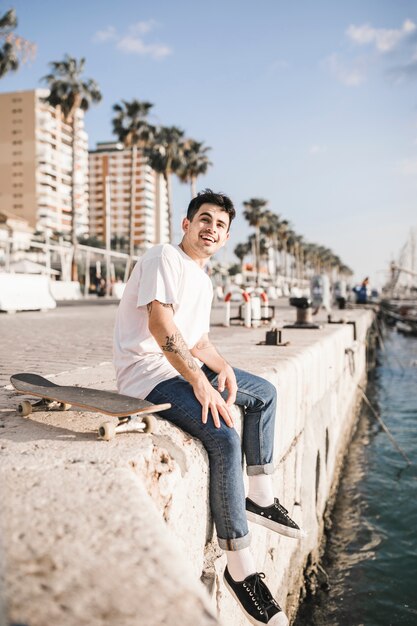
top-left (0, 307), bottom-right (375, 626)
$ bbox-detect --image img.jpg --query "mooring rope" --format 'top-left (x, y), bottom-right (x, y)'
top-left (358, 386), bottom-right (412, 467)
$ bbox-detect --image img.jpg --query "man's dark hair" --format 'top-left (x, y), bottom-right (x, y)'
top-left (186, 189), bottom-right (236, 230)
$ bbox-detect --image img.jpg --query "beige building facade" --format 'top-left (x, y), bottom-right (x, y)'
top-left (0, 89), bottom-right (89, 238)
top-left (88, 141), bottom-right (169, 250)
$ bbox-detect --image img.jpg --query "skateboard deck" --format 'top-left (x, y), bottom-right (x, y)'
top-left (10, 373), bottom-right (171, 440)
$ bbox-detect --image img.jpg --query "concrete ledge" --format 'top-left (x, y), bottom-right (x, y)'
top-left (49, 281), bottom-right (83, 301)
top-left (0, 274), bottom-right (56, 312)
top-left (0, 309), bottom-right (375, 625)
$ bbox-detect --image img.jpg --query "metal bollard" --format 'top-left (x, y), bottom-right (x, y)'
top-left (260, 291), bottom-right (269, 320)
top-left (223, 292), bottom-right (232, 326)
top-left (242, 291), bottom-right (251, 328)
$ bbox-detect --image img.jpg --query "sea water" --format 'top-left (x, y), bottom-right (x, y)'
top-left (294, 329), bottom-right (417, 626)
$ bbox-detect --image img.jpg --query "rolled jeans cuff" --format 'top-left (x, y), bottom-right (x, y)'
top-left (218, 532), bottom-right (251, 551)
top-left (247, 463), bottom-right (274, 476)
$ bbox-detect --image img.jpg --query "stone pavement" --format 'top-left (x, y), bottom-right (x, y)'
top-left (0, 302), bottom-right (118, 392)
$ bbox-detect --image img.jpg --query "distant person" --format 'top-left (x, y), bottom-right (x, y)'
top-left (97, 277), bottom-right (106, 297)
top-left (354, 277), bottom-right (369, 304)
top-left (310, 274), bottom-right (331, 315)
top-left (113, 189), bottom-right (304, 626)
top-left (334, 280), bottom-right (347, 309)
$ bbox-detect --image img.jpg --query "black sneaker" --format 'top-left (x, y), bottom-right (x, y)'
top-left (224, 567), bottom-right (288, 625)
top-left (246, 497), bottom-right (306, 539)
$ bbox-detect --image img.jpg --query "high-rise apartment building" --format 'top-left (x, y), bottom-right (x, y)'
top-left (88, 142), bottom-right (169, 250)
top-left (0, 89), bottom-right (89, 237)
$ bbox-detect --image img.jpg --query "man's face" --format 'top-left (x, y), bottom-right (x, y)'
top-left (182, 203), bottom-right (230, 258)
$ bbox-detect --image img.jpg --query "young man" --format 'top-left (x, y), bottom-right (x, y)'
top-left (113, 189), bottom-right (303, 626)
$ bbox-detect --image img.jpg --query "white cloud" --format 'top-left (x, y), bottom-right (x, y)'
top-left (325, 53), bottom-right (367, 86)
top-left (117, 36), bottom-right (172, 59)
top-left (347, 19), bottom-right (416, 53)
top-left (309, 145), bottom-right (327, 155)
top-left (93, 26), bottom-right (117, 43)
top-left (398, 158), bottom-right (417, 175)
top-left (93, 20), bottom-right (172, 60)
top-left (129, 20), bottom-right (157, 36)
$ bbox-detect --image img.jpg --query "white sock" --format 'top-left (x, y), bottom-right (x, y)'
top-left (247, 474), bottom-right (274, 507)
top-left (226, 547), bottom-right (256, 582)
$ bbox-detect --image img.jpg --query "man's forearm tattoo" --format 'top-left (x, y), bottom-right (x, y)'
top-left (147, 302), bottom-right (174, 315)
top-left (161, 332), bottom-right (198, 371)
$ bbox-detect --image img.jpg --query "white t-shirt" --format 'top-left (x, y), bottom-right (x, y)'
top-left (113, 244), bottom-right (213, 399)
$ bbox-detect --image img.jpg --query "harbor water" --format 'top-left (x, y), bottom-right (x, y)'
top-left (294, 328), bottom-right (417, 626)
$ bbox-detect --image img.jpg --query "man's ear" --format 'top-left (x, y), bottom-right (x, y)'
top-left (221, 231), bottom-right (230, 246)
top-left (182, 217), bottom-right (190, 233)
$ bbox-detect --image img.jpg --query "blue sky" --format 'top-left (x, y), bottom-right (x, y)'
top-left (2, 0), bottom-right (417, 286)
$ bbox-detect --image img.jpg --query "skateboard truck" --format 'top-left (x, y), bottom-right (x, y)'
top-left (98, 414), bottom-right (155, 441)
top-left (18, 398), bottom-right (71, 416)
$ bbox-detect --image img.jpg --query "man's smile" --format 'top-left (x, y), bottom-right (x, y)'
top-left (200, 233), bottom-right (217, 243)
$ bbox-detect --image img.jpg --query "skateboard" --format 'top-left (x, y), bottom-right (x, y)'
top-left (10, 373), bottom-right (171, 441)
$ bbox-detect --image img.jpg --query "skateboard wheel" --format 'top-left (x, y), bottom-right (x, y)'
top-left (98, 421), bottom-right (116, 441)
top-left (59, 403), bottom-right (72, 411)
top-left (18, 401), bottom-right (32, 417)
top-left (142, 415), bottom-right (155, 434)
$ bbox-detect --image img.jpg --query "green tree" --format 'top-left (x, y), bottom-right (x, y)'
top-left (112, 99), bottom-right (155, 272)
top-left (177, 139), bottom-right (212, 197)
top-left (243, 198), bottom-right (268, 284)
top-left (0, 9), bottom-right (35, 79)
top-left (260, 209), bottom-right (282, 280)
top-left (234, 241), bottom-right (251, 273)
top-left (145, 125), bottom-right (185, 242)
top-left (42, 55), bottom-right (102, 280)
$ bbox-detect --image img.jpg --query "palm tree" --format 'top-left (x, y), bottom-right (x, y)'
top-left (112, 99), bottom-right (155, 274)
top-left (145, 125), bottom-right (185, 242)
top-left (260, 210), bottom-right (283, 281)
top-left (243, 198), bottom-right (268, 285)
top-left (286, 229), bottom-right (298, 281)
top-left (0, 9), bottom-right (35, 78)
top-left (0, 9), bottom-right (18, 78)
top-left (177, 139), bottom-right (212, 197)
top-left (234, 241), bottom-right (251, 273)
top-left (277, 219), bottom-right (290, 277)
top-left (42, 55), bottom-right (102, 280)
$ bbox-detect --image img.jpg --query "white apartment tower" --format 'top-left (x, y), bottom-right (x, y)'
top-left (88, 142), bottom-right (169, 250)
top-left (0, 89), bottom-right (89, 237)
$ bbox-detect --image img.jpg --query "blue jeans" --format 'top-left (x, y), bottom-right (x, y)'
top-left (145, 365), bottom-right (277, 550)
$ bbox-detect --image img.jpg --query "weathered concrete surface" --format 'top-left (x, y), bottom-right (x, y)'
top-left (0, 366), bottom-right (217, 626)
top-left (0, 304), bottom-right (375, 625)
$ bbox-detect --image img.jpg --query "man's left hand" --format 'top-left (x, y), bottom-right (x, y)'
top-left (217, 364), bottom-right (237, 406)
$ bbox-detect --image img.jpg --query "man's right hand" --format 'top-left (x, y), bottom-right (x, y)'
top-left (192, 375), bottom-right (235, 429)
top-left (147, 300), bottom-right (234, 429)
